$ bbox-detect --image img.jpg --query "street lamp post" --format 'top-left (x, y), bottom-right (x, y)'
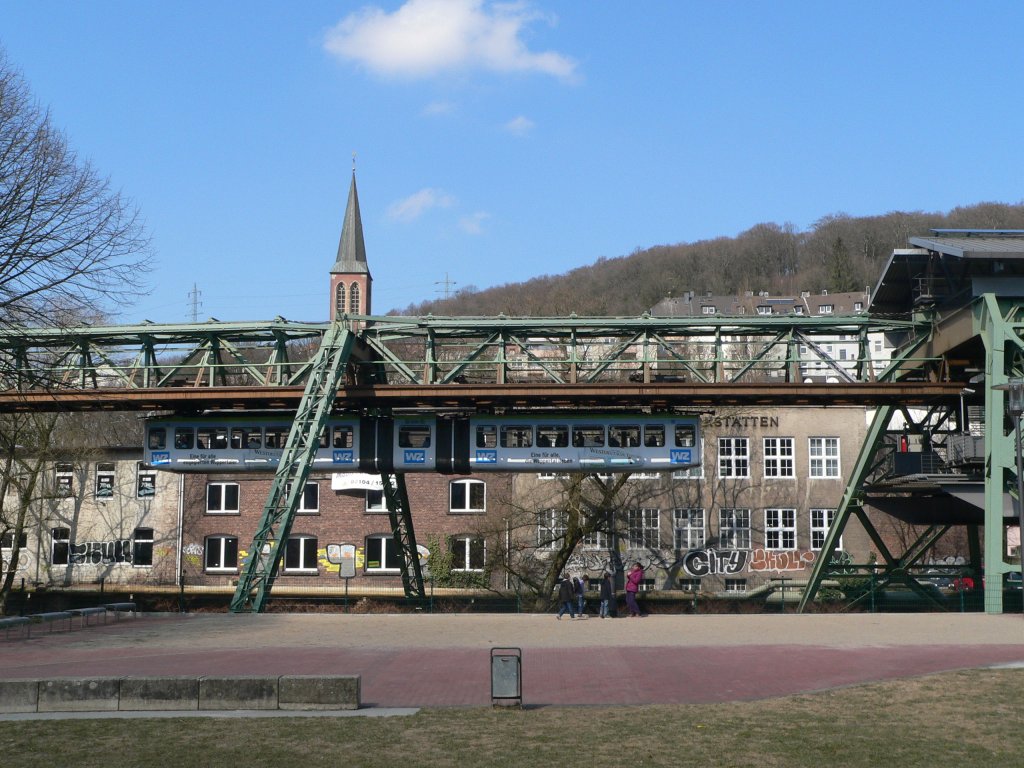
top-left (1006, 377), bottom-right (1024, 611)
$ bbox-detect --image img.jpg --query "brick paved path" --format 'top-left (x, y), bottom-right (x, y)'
top-left (1, 613), bottom-right (1021, 707)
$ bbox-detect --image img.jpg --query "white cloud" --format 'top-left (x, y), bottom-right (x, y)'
top-left (504, 115), bottom-right (534, 136)
top-left (459, 211), bottom-right (491, 234)
top-left (386, 188), bottom-right (456, 222)
top-left (324, 0), bottom-right (578, 82)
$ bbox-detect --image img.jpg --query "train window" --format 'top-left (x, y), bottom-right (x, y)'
top-left (197, 427), bottom-right (228, 450)
top-left (148, 428), bottom-right (166, 450)
top-left (500, 425), bottom-right (533, 448)
top-left (476, 425), bottom-right (497, 448)
top-left (399, 425), bottom-right (432, 448)
top-left (644, 425), bottom-right (666, 448)
top-left (608, 425), bottom-right (641, 448)
top-left (265, 427), bottom-right (288, 449)
top-left (230, 428), bottom-right (263, 450)
top-left (536, 425), bottom-right (568, 448)
top-left (572, 425), bottom-right (605, 448)
top-left (174, 427), bottom-right (194, 450)
top-left (674, 424), bottom-right (696, 448)
top-left (333, 426), bottom-right (354, 449)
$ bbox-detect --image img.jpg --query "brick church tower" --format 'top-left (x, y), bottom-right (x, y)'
top-left (330, 171), bottom-right (372, 322)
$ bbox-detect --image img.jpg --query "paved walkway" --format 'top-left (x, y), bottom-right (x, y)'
top-left (1, 612), bottom-right (1021, 708)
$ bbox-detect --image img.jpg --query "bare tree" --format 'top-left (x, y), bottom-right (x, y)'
top-left (0, 50), bottom-right (149, 331)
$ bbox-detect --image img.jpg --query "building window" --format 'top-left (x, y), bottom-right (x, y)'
top-left (95, 463), bottom-right (115, 498)
top-left (205, 535), bottom-right (238, 572)
top-left (725, 578), bottom-right (747, 593)
top-left (763, 437), bottom-right (794, 478)
top-left (537, 509), bottom-right (566, 549)
top-left (718, 437), bottom-right (749, 478)
top-left (206, 482), bottom-right (240, 513)
top-left (765, 508), bottom-right (797, 550)
top-left (719, 509), bottom-right (751, 550)
top-left (365, 489), bottom-right (387, 513)
top-left (286, 482), bottom-right (319, 513)
top-left (137, 463), bottom-right (156, 498)
top-left (854, 301), bottom-right (863, 311)
top-left (133, 528), bottom-right (154, 567)
top-left (349, 282), bottom-right (360, 314)
top-left (810, 508), bottom-right (841, 550)
top-left (701, 305), bottom-right (716, 315)
top-left (449, 535), bottom-right (485, 571)
top-left (450, 479), bottom-right (485, 513)
top-left (365, 534), bottom-right (400, 572)
top-left (679, 578), bottom-right (701, 592)
top-left (756, 305), bottom-right (772, 315)
top-left (818, 304), bottom-right (834, 314)
top-left (55, 463), bottom-right (74, 496)
top-left (284, 535), bottom-right (319, 573)
top-left (335, 283), bottom-right (346, 316)
top-left (581, 529), bottom-right (608, 549)
top-left (51, 527), bottom-right (70, 565)
top-left (673, 508), bottom-right (705, 550)
top-left (809, 437), bottom-right (841, 478)
top-left (627, 508), bottom-right (660, 549)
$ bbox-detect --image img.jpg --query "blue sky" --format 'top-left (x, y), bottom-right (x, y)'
top-left (2, 1), bottom-right (1023, 323)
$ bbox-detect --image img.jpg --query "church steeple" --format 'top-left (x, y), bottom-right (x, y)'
top-left (330, 169), bottom-right (372, 321)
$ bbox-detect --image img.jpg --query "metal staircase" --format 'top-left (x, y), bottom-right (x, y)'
top-left (230, 324), bottom-right (354, 613)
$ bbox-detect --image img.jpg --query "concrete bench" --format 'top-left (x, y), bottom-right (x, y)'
top-left (29, 611), bottom-right (73, 633)
top-left (103, 602), bottom-right (137, 620)
top-left (68, 607), bottom-right (108, 628)
top-left (0, 616), bottom-right (31, 640)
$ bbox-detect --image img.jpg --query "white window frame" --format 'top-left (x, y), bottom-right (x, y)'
top-left (810, 508), bottom-right (842, 550)
top-left (627, 508), bottom-right (660, 549)
top-left (765, 508), bottom-right (797, 550)
top-left (365, 534), bottom-right (400, 572)
top-left (286, 481), bottom-right (319, 514)
top-left (809, 437), bottom-right (841, 478)
top-left (718, 437), bottom-right (749, 478)
top-left (673, 508), bottom-right (705, 550)
top-left (724, 578), bottom-right (747, 592)
top-left (679, 578), bottom-right (702, 592)
top-left (818, 304), bottom-right (834, 314)
top-left (283, 535), bottom-right (319, 573)
top-left (51, 527), bottom-right (70, 565)
top-left (132, 527), bottom-right (154, 567)
top-left (537, 509), bottom-right (566, 550)
top-left (449, 535), bottom-right (486, 571)
top-left (701, 305), bottom-right (717, 315)
top-left (365, 489), bottom-right (387, 513)
top-left (763, 437), bottom-right (795, 478)
top-left (206, 482), bottom-right (240, 514)
top-left (719, 509), bottom-right (751, 550)
top-left (449, 479), bottom-right (486, 513)
top-left (204, 535), bottom-right (238, 573)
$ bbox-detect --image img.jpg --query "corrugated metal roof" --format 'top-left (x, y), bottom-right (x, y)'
top-left (908, 234), bottom-right (1024, 259)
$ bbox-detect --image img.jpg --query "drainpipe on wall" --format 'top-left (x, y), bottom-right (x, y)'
top-left (175, 474), bottom-right (184, 588)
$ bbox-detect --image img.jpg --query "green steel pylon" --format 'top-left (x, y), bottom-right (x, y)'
top-left (381, 472), bottom-right (426, 599)
top-left (230, 324), bottom-right (354, 613)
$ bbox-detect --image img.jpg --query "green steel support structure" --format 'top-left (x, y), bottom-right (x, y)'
top-left (381, 473), bottom-right (426, 599)
top-left (229, 324), bottom-right (354, 613)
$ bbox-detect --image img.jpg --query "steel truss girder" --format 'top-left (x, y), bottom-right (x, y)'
top-left (381, 473), bottom-right (426, 599)
top-left (229, 324), bottom-right (354, 613)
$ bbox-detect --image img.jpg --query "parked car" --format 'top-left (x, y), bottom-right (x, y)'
top-left (1006, 572), bottom-right (1023, 590)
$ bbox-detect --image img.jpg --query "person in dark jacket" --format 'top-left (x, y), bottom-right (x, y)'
top-left (557, 576), bottom-right (576, 619)
top-left (599, 571), bottom-right (614, 618)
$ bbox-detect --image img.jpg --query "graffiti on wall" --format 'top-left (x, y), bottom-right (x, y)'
top-left (682, 548), bottom-right (747, 576)
top-left (680, 547), bottom-right (854, 576)
top-left (70, 539), bottom-right (132, 565)
top-left (748, 548), bottom-right (817, 572)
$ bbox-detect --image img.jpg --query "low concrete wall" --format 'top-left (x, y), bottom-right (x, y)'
top-left (0, 675), bottom-right (360, 714)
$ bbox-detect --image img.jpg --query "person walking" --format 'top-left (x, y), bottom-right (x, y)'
top-left (599, 571), bottom-right (614, 618)
top-left (625, 561), bottom-right (644, 617)
top-left (556, 576), bottom-right (576, 620)
top-left (575, 574), bottom-right (588, 616)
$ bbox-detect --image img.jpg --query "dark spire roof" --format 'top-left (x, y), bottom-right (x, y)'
top-left (331, 171), bottom-right (369, 276)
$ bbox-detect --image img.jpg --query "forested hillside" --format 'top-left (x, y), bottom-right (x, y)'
top-left (398, 202), bottom-right (1024, 317)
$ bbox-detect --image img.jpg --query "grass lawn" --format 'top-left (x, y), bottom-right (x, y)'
top-left (1, 669), bottom-right (1020, 768)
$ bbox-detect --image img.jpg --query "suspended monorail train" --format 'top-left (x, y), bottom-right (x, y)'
top-left (144, 413), bottom-right (701, 475)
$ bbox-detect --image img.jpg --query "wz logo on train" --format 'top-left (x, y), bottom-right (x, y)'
top-left (333, 450), bottom-right (354, 464)
top-left (475, 450), bottom-right (497, 463)
top-left (670, 449), bottom-right (692, 464)
top-left (150, 451), bottom-right (170, 465)
top-left (404, 450), bottom-right (427, 464)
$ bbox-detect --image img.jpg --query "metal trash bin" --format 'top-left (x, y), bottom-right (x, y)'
top-left (490, 647), bottom-right (522, 708)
